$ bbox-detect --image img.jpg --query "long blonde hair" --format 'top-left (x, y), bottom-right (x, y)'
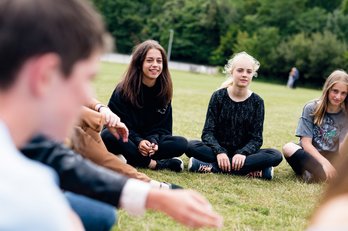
top-left (313, 70), bottom-right (348, 125)
top-left (220, 51), bottom-right (260, 89)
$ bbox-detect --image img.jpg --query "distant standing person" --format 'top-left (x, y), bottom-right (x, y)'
top-left (102, 40), bottom-right (188, 172)
top-left (287, 67), bottom-right (299, 89)
top-left (282, 70), bottom-right (348, 183)
top-left (186, 52), bottom-right (283, 179)
top-left (292, 67), bottom-right (300, 88)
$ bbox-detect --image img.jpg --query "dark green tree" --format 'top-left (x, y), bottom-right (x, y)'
top-left (91, 0), bottom-right (152, 53)
top-left (306, 0), bottom-right (342, 12)
top-left (233, 27), bottom-right (281, 77)
top-left (251, 0), bottom-right (307, 36)
top-left (90, 0), bottom-right (348, 86)
top-left (288, 7), bottom-right (328, 34)
top-left (325, 10), bottom-right (348, 43)
top-left (149, 0), bottom-right (233, 64)
top-left (277, 31), bottom-right (346, 84)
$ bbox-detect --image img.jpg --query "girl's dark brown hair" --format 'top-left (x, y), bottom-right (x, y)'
top-left (117, 40), bottom-right (173, 108)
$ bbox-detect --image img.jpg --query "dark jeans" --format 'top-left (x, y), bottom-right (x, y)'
top-left (186, 140), bottom-right (283, 175)
top-left (65, 192), bottom-right (116, 231)
top-left (101, 129), bottom-right (188, 168)
top-left (285, 148), bottom-right (326, 182)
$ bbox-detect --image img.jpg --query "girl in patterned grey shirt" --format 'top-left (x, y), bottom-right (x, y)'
top-left (283, 70), bottom-right (348, 183)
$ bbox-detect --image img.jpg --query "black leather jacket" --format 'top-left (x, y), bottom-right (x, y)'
top-left (20, 136), bottom-right (128, 207)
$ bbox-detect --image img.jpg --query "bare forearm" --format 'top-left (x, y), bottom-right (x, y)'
top-left (339, 133), bottom-right (348, 156)
top-left (301, 137), bottom-right (337, 180)
top-left (85, 98), bottom-right (101, 111)
top-left (146, 189), bottom-right (167, 211)
top-left (303, 143), bottom-right (330, 165)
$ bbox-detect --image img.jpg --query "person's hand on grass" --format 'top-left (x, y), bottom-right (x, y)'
top-left (232, 154), bottom-right (246, 171)
top-left (217, 153), bottom-right (230, 172)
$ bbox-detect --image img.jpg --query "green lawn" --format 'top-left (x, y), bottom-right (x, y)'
top-left (94, 62), bottom-right (324, 231)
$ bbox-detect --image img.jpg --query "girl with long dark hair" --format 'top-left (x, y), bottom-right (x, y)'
top-left (102, 40), bottom-right (187, 172)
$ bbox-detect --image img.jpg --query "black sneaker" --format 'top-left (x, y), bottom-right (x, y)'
top-left (247, 167), bottom-right (274, 180)
top-left (188, 157), bottom-right (219, 173)
top-left (156, 158), bottom-right (184, 172)
top-left (160, 182), bottom-right (183, 189)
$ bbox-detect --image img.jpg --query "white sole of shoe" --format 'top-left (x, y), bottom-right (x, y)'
top-left (270, 167), bottom-right (274, 179)
top-left (188, 157), bottom-right (193, 171)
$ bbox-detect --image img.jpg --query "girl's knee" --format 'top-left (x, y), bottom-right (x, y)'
top-left (170, 136), bottom-right (188, 151)
top-left (188, 139), bottom-right (201, 147)
top-left (267, 148), bottom-right (283, 165)
top-left (187, 140), bottom-right (201, 151)
top-left (282, 142), bottom-right (301, 158)
top-left (177, 136), bottom-right (188, 146)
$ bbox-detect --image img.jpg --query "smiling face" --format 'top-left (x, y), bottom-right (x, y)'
top-left (231, 56), bottom-right (254, 88)
top-left (142, 48), bottom-right (163, 85)
top-left (328, 82), bottom-right (348, 109)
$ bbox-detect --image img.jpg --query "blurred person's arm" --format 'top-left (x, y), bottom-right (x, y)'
top-left (69, 209), bottom-right (85, 231)
top-left (309, 194), bottom-right (348, 230)
top-left (146, 189), bottom-right (223, 229)
top-left (22, 136), bottom-right (129, 207)
top-left (22, 136), bottom-right (223, 229)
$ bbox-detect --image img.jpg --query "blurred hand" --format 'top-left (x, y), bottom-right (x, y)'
top-left (69, 209), bottom-right (84, 231)
top-left (100, 106), bottom-right (120, 127)
top-left (148, 143), bottom-right (158, 157)
top-left (217, 153), bottom-right (230, 172)
top-left (138, 140), bottom-right (152, 156)
top-left (231, 154), bottom-right (246, 171)
top-left (107, 122), bottom-right (129, 142)
top-left (322, 161), bottom-right (337, 181)
top-left (146, 189), bottom-right (223, 229)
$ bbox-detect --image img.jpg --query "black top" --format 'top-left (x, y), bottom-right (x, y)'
top-left (202, 88), bottom-right (264, 156)
top-left (108, 82), bottom-right (172, 146)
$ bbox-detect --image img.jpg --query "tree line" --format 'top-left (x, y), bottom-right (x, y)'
top-left (92, 0), bottom-right (348, 85)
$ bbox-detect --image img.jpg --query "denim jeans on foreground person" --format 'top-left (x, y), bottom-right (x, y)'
top-left (65, 192), bottom-right (116, 231)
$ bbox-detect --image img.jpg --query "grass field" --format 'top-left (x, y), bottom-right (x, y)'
top-left (94, 62), bottom-right (325, 231)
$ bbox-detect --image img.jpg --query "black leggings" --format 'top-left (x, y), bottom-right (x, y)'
top-left (186, 140), bottom-right (283, 175)
top-left (101, 129), bottom-right (188, 168)
top-left (285, 149), bottom-right (326, 182)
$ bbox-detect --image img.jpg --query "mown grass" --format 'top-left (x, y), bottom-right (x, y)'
top-left (94, 62), bottom-right (324, 231)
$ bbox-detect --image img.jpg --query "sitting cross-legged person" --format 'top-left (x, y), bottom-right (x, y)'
top-left (282, 70), bottom-right (348, 183)
top-left (102, 40), bottom-right (188, 172)
top-left (6, 0), bottom-right (223, 230)
top-left (186, 52), bottom-right (283, 180)
top-left (68, 98), bottom-right (182, 189)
